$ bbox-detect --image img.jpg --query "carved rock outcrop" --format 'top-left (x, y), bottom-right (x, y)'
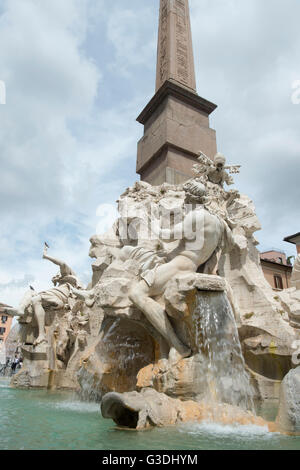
top-left (276, 367), bottom-right (300, 435)
top-left (101, 388), bottom-right (275, 431)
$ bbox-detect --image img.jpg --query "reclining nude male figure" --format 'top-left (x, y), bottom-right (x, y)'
top-left (5, 244), bottom-right (82, 347)
top-left (128, 181), bottom-right (235, 366)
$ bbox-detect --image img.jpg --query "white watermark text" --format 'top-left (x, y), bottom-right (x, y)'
top-left (0, 80), bottom-right (6, 104)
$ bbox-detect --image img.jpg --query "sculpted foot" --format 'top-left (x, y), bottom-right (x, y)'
top-left (168, 346), bottom-right (191, 366)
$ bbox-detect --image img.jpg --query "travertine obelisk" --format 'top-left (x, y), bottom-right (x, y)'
top-left (156, 0), bottom-right (196, 92)
top-left (136, 0), bottom-right (218, 185)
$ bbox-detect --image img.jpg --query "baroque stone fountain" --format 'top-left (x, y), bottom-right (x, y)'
top-left (4, 0), bottom-right (300, 438)
top-left (5, 152), bottom-right (300, 435)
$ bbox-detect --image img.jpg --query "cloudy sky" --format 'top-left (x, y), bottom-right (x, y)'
top-left (0, 0), bottom-right (299, 306)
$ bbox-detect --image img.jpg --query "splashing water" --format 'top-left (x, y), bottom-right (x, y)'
top-left (193, 291), bottom-right (255, 414)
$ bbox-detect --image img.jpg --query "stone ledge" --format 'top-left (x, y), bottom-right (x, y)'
top-left (137, 79), bottom-right (217, 125)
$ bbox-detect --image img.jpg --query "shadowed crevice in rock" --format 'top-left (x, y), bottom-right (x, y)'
top-left (101, 394), bottom-right (140, 429)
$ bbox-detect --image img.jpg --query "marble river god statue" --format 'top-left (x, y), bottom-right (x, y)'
top-left (5, 246), bottom-right (104, 390)
top-left (5, 244), bottom-right (83, 347)
top-left (128, 180), bottom-right (235, 366)
top-left (6, 155), bottom-right (300, 435)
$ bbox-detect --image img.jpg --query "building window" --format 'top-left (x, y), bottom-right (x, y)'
top-left (0, 327), bottom-right (6, 335)
top-left (274, 275), bottom-right (283, 290)
top-left (1, 315), bottom-right (8, 324)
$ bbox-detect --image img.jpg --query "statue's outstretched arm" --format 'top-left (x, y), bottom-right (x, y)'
top-left (43, 245), bottom-right (73, 276)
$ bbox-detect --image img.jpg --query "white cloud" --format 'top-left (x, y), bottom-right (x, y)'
top-left (106, 5), bottom-right (156, 75)
top-left (190, 0), bottom-right (300, 254)
top-left (0, 0), bottom-right (100, 220)
top-left (0, 0), bottom-right (299, 306)
top-left (0, 0), bottom-right (100, 305)
top-left (0, 0), bottom-right (149, 306)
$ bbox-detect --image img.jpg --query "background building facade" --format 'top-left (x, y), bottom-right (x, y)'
top-left (260, 250), bottom-right (293, 290)
top-left (0, 303), bottom-right (13, 347)
top-left (284, 232), bottom-right (300, 255)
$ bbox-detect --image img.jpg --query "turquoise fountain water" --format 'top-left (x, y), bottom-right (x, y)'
top-left (1, 377), bottom-right (300, 450)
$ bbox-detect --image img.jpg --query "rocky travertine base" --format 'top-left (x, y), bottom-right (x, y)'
top-left (136, 355), bottom-right (208, 400)
top-left (279, 288), bottom-right (300, 329)
top-left (78, 259), bottom-right (300, 403)
top-left (218, 194), bottom-right (300, 399)
top-left (78, 274), bottom-right (237, 401)
top-left (101, 388), bottom-right (276, 432)
top-left (276, 367), bottom-right (300, 436)
top-left (12, 302), bottom-right (103, 390)
top-left (77, 316), bottom-right (156, 400)
top-left (10, 176), bottom-right (300, 424)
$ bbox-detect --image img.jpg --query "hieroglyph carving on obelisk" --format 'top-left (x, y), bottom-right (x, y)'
top-left (156, 0), bottom-right (196, 92)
